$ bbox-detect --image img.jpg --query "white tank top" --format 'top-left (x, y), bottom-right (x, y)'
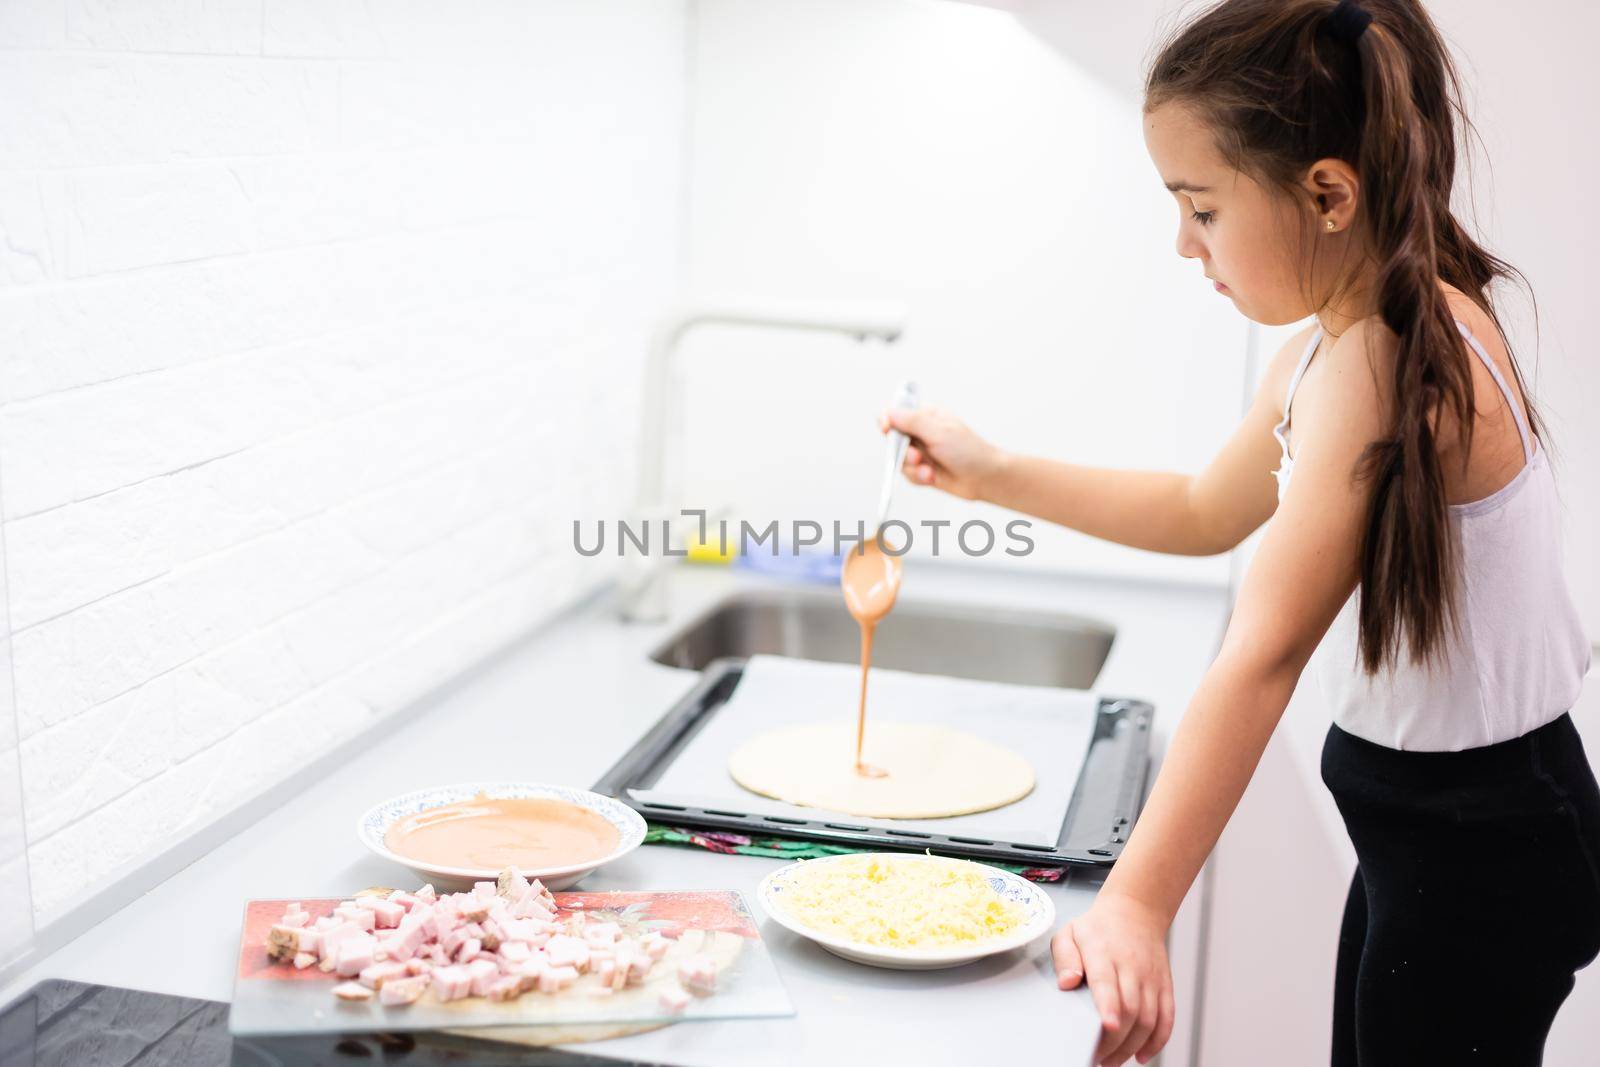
top-left (1272, 321), bottom-right (1591, 751)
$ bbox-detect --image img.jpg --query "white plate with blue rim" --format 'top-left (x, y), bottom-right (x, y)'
top-left (756, 852), bottom-right (1057, 970)
top-left (357, 782), bottom-right (647, 891)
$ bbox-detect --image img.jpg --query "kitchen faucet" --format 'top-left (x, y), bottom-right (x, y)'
top-left (617, 299), bottom-right (908, 622)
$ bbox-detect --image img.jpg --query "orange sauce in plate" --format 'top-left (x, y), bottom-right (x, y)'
top-left (384, 796), bottom-right (619, 871)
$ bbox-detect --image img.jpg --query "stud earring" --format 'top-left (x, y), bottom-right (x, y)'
top-left (1326, 218), bottom-right (1337, 232)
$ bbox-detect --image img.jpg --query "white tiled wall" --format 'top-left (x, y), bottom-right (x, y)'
top-left (0, 546), bottom-right (30, 970)
top-left (0, 0), bottom-right (688, 926)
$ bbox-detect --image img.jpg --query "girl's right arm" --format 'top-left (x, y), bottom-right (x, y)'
top-left (882, 325), bottom-right (1316, 556)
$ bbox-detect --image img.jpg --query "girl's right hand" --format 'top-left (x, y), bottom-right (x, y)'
top-left (878, 405), bottom-right (1007, 502)
top-left (1052, 893), bottom-right (1175, 1066)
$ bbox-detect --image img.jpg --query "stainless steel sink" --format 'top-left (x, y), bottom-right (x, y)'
top-left (648, 586), bottom-right (1114, 688)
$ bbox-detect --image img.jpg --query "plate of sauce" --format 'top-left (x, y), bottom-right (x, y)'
top-left (357, 782), bottom-right (647, 890)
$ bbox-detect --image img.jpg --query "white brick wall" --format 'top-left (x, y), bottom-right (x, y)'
top-left (0, 0), bottom-right (688, 925)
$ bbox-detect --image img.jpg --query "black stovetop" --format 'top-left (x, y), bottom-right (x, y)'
top-left (0, 980), bottom-right (679, 1066)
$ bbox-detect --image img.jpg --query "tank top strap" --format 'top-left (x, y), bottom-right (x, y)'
top-left (1272, 327), bottom-right (1324, 452)
top-left (1455, 320), bottom-right (1533, 462)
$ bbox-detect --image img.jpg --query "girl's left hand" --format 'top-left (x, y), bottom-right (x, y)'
top-left (1051, 892), bottom-right (1175, 1066)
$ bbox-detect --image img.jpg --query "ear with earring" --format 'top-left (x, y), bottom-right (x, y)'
top-left (1326, 218), bottom-right (1337, 231)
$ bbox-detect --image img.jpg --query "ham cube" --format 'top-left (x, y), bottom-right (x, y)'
top-left (454, 937), bottom-right (482, 963)
top-left (336, 934), bottom-right (378, 977)
top-left (582, 922), bottom-right (621, 946)
top-left (320, 922), bottom-right (362, 955)
top-left (356, 898), bottom-right (405, 929)
top-left (499, 918), bottom-right (541, 943)
top-left (404, 958), bottom-right (431, 976)
top-left (485, 975), bottom-right (523, 1002)
top-left (358, 960), bottom-right (408, 990)
top-left (544, 935), bottom-right (590, 971)
top-left (466, 958), bottom-right (500, 996)
top-left (658, 984), bottom-right (692, 1014)
top-left (379, 974), bottom-right (430, 1007)
top-left (334, 906), bottom-right (376, 933)
top-left (536, 965), bottom-right (579, 994)
top-left (614, 942), bottom-right (651, 984)
top-left (376, 935), bottom-right (411, 963)
top-left (292, 952), bottom-right (317, 970)
top-left (332, 981), bottom-right (373, 1001)
top-left (430, 965), bottom-right (472, 1002)
top-left (497, 941), bottom-right (532, 965)
top-left (677, 954), bottom-right (716, 996)
top-left (267, 924), bottom-right (320, 961)
top-left (388, 891), bottom-right (421, 911)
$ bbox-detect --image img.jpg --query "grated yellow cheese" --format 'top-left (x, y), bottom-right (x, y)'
top-left (778, 854), bottom-right (1024, 949)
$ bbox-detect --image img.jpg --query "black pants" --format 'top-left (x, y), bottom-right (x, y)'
top-left (1321, 713), bottom-right (1600, 1066)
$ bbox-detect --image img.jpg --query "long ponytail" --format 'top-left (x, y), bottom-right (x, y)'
top-left (1146, 0), bottom-right (1536, 672)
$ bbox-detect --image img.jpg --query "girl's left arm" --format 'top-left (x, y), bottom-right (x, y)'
top-left (1058, 321), bottom-right (1393, 1067)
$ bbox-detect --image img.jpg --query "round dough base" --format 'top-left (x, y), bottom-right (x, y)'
top-left (728, 721), bottom-right (1035, 819)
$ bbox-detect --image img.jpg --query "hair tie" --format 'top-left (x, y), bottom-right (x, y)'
top-left (1324, 0), bottom-right (1373, 45)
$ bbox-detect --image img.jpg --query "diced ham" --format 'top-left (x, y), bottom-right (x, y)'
top-left (536, 965), bottom-right (579, 994)
top-left (379, 974), bottom-right (430, 1006)
top-left (659, 984), bottom-right (692, 1014)
top-left (430, 964), bottom-right (472, 1002)
top-left (388, 891), bottom-right (422, 911)
top-left (485, 975), bottom-right (523, 1002)
top-left (582, 922), bottom-right (621, 946)
top-left (466, 958), bottom-right (501, 996)
top-left (614, 941), bottom-right (651, 985)
top-left (354, 897), bottom-right (405, 928)
top-left (336, 934), bottom-right (378, 977)
top-left (497, 941), bottom-right (532, 964)
top-left (320, 923), bottom-right (361, 954)
top-left (496, 867), bottom-right (529, 898)
top-left (677, 954), bottom-right (717, 996)
top-left (358, 960), bottom-right (409, 990)
top-left (544, 934), bottom-right (590, 972)
top-left (267, 924), bottom-right (320, 961)
top-left (265, 867), bottom-right (725, 1011)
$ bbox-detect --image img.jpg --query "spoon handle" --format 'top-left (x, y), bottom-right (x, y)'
top-left (875, 380), bottom-right (920, 533)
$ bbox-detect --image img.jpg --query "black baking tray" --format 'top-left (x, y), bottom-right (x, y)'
top-left (592, 657), bottom-right (1153, 870)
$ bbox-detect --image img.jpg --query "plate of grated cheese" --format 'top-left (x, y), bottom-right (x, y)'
top-left (756, 852), bottom-right (1056, 970)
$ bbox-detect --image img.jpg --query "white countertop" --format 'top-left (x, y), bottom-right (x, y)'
top-left (0, 560), bottom-right (1228, 1066)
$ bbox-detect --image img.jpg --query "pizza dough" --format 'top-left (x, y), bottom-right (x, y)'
top-left (728, 721), bottom-right (1035, 819)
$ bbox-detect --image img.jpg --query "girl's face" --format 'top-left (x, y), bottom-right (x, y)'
top-left (1142, 102), bottom-right (1325, 326)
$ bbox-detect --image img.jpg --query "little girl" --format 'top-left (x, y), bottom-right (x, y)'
top-left (883, 1), bottom-right (1597, 1063)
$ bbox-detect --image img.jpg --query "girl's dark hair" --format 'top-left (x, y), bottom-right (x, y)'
top-left (1146, 0), bottom-right (1537, 673)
